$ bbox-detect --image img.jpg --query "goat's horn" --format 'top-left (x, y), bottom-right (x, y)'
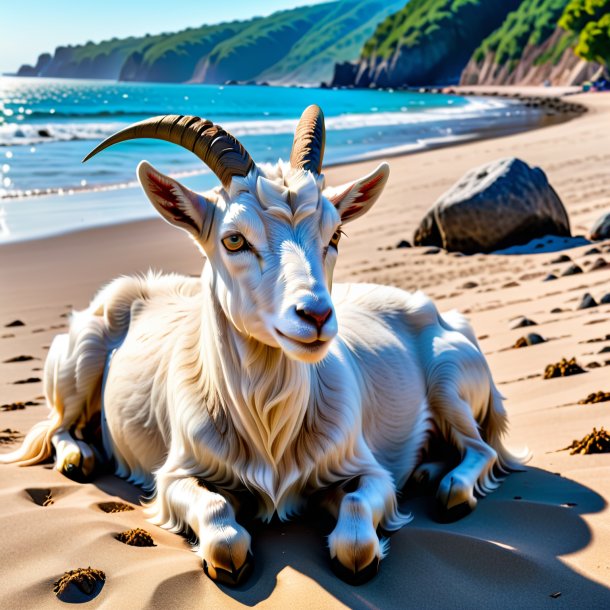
top-left (290, 105), bottom-right (325, 174)
top-left (83, 114), bottom-right (253, 189)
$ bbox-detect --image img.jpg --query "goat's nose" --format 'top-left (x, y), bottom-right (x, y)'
top-left (295, 302), bottom-right (333, 330)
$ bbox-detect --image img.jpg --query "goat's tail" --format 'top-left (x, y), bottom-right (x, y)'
top-left (1, 275), bottom-right (145, 469)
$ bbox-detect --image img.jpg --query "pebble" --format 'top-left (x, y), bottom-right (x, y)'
top-left (577, 293), bottom-right (598, 309)
top-left (600, 293), bottom-right (610, 304)
top-left (590, 257), bottom-right (608, 271)
top-left (510, 316), bottom-right (537, 329)
top-left (396, 239), bottom-right (411, 248)
top-left (543, 273), bottom-right (557, 282)
top-left (550, 254), bottom-right (571, 264)
top-left (561, 264), bottom-right (583, 276)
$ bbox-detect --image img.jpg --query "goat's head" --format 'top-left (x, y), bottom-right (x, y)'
top-left (84, 106), bottom-right (389, 363)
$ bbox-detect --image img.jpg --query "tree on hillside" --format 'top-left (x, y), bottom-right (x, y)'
top-left (560, 0), bottom-right (610, 65)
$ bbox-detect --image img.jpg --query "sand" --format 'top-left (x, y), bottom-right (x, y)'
top-left (1, 90), bottom-right (610, 608)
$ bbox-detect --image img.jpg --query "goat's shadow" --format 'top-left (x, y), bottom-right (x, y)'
top-left (97, 466), bottom-right (610, 608)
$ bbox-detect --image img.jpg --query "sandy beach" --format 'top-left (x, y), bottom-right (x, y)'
top-left (1, 90), bottom-right (609, 608)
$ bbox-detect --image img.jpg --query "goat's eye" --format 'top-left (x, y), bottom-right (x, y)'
top-left (329, 230), bottom-right (341, 250)
top-left (222, 234), bottom-right (249, 253)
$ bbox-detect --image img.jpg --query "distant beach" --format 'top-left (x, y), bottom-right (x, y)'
top-left (0, 77), bottom-right (561, 243)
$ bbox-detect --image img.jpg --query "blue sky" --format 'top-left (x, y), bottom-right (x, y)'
top-left (0, 0), bottom-right (329, 73)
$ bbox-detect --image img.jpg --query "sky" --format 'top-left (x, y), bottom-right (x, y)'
top-left (0, 0), bottom-right (330, 73)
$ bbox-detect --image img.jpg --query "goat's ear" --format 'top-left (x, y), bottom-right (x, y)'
top-left (137, 161), bottom-right (211, 238)
top-left (324, 162), bottom-right (389, 224)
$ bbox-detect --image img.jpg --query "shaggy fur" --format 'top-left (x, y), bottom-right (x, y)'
top-left (2, 156), bottom-right (523, 582)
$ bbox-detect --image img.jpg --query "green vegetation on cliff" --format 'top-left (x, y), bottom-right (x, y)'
top-left (472, 0), bottom-right (570, 70)
top-left (16, 0), bottom-right (403, 85)
top-left (560, 0), bottom-right (610, 65)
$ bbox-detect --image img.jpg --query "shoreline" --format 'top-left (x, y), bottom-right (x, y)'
top-left (0, 87), bottom-right (588, 245)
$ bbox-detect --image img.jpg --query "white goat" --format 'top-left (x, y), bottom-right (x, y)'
top-left (2, 106), bottom-right (522, 585)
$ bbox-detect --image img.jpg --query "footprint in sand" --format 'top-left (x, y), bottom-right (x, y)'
top-left (13, 377), bottom-right (41, 385)
top-left (53, 567), bottom-right (105, 603)
top-left (3, 355), bottom-right (36, 363)
top-left (0, 429), bottom-right (23, 445)
top-left (25, 486), bottom-right (77, 506)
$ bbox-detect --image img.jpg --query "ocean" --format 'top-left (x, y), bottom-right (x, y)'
top-left (0, 77), bottom-right (545, 243)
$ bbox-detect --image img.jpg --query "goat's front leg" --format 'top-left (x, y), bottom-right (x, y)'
top-left (152, 475), bottom-right (252, 586)
top-left (324, 467), bottom-right (410, 585)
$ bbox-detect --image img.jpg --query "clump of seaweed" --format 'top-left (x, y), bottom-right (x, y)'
top-left (544, 357), bottom-right (585, 379)
top-left (115, 528), bottom-right (156, 547)
top-left (98, 501), bottom-right (135, 513)
top-left (53, 567), bottom-right (105, 598)
top-left (579, 391), bottom-right (610, 405)
top-left (561, 427), bottom-right (610, 455)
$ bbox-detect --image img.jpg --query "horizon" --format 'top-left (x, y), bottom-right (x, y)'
top-left (0, 0), bottom-right (330, 74)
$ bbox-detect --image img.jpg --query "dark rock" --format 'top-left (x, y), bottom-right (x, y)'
top-left (590, 257), bottom-right (609, 271)
top-left (543, 273), bottom-right (558, 282)
top-left (462, 281), bottom-right (478, 289)
top-left (584, 247), bottom-right (602, 256)
top-left (589, 211), bottom-right (610, 241)
top-left (577, 293), bottom-right (598, 309)
top-left (413, 158), bottom-right (570, 254)
top-left (5, 320), bottom-right (25, 328)
top-left (423, 247), bottom-right (441, 255)
top-left (510, 317), bottom-right (537, 329)
top-left (396, 239), bottom-right (411, 249)
top-left (561, 264), bottom-right (583, 276)
top-left (513, 333), bottom-right (546, 348)
top-left (550, 307), bottom-right (563, 313)
top-left (599, 346), bottom-right (610, 353)
top-left (550, 254), bottom-right (571, 264)
top-left (600, 293), bottom-right (610, 304)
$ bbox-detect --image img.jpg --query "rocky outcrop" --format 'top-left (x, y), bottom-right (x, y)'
top-left (589, 211), bottom-right (610, 241)
top-left (413, 158), bottom-right (571, 254)
top-left (461, 27), bottom-right (603, 86)
top-left (331, 0), bottom-right (522, 88)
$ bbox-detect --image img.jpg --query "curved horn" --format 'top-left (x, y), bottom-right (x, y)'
top-left (290, 105), bottom-right (325, 174)
top-left (83, 114), bottom-right (253, 189)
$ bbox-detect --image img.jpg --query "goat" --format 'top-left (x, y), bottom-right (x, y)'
top-left (2, 106), bottom-right (523, 585)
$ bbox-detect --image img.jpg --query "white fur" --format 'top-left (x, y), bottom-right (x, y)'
top-left (2, 160), bottom-right (523, 579)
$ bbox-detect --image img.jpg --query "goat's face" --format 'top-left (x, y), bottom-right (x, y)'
top-left (84, 106), bottom-right (389, 363)
top-left (137, 160), bottom-right (389, 363)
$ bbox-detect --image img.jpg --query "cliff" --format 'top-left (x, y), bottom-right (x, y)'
top-left (460, 0), bottom-right (603, 86)
top-left (14, 0), bottom-right (403, 86)
top-left (332, 0), bottom-right (523, 88)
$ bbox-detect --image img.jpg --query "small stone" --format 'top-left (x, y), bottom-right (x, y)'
top-left (550, 307), bottom-right (563, 313)
top-left (462, 281), bottom-right (478, 289)
top-left (3, 355), bottom-right (34, 363)
top-left (590, 257), bottom-right (609, 271)
top-left (599, 346), bottom-right (610, 353)
top-left (543, 273), bottom-right (557, 282)
top-left (13, 377), bottom-right (41, 385)
top-left (579, 390), bottom-right (610, 404)
top-left (510, 317), bottom-right (537, 329)
top-left (577, 293), bottom-right (598, 309)
top-left (601, 293), bottom-right (610, 304)
top-left (584, 247), bottom-right (601, 256)
top-left (513, 333), bottom-right (545, 348)
top-left (423, 247), bottom-right (441, 255)
top-left (587, 361), bottom-right (601, 368)
top-left (5, 320), bottom-right (25, 328)
top-left (396, 239), bottom-right (411, 248)
top-left (561, 264), bottom-right (583, 276)
top-left (550, 254), bottom-right (571, 264)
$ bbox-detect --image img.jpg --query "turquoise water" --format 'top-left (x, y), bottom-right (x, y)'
top-left (0, 77), bottom-right (543, 242)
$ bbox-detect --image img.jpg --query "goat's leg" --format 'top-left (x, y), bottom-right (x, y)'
top-left (324, 470), bottom-right (409, 585)
top-left (152, 475), bottom-right (252, 586)
top-left (431, 393), bottom-right (499, 521)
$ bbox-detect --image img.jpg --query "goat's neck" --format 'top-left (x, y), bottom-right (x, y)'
top-left (200, 267), bottom-right (312, 467)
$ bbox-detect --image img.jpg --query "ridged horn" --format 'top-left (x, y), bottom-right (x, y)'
top-left (83, 114), bottom-right (253, 189)
top-left (290, 105), bottom-right (325, 174)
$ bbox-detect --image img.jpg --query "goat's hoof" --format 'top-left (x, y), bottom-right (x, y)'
top-left (203, 551), bottom-right (253, 587)
top-left (434, 499), bottom-right (473, 523)
top-left (58, 441), bottom-right (96, 482)
top-left (330, 555), bottom-right (380, 586)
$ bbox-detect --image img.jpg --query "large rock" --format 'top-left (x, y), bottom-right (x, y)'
top-left (589, 211), bottom-right (610, 241)
top-left (414, 158), bottom-right (571, 254)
